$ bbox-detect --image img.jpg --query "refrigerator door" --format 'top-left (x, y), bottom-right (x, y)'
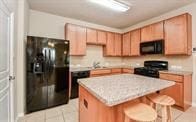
top-left (47, 39), bottom-right (70, 108)
top-left (26, 36), bottom-right (49, 113)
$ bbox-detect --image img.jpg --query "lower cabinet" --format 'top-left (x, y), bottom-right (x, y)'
top-left (90, 68), bottom-right (134, 77)
top-left (159, 72), bottom-right (192, 111)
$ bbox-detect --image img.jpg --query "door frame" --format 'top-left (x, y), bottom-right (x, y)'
top-left (1, 1), bottom-right (16, 122)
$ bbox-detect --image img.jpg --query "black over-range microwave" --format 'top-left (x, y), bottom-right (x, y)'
top-left (140, 40), bottom-right (164, 55)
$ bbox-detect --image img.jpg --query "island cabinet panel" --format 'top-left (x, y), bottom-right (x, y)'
top-left (122, 32), bottom-right (131, 56)
top-left (159, 73), bottom-right (192, 111)
top-left (111, 68), bottom-right (122, 74)
top-left (86, 28), bottom-right (97, 44)
top-left (130, 29), bottom-right (141, 56)
top-left (97, 30), bottom-right (107, 45)
top-left (79, 86), bottom-right (140, 122)
top-left (65, 24), bottom-right (86, 56)
top-left (164, 13), bottom-right (192, 55)
top-left (141, 21), bottom-right (164, 42)
top-left (114, 33), bottom-right (122, 56)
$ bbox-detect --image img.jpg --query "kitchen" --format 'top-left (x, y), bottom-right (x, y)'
top-left (0, 0), bottom-right (196, 122)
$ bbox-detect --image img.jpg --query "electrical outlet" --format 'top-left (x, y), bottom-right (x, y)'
top-left (193, 47), bottom-right (196, 53)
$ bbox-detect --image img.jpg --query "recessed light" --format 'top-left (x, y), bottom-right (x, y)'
top-left (89, 0), bottom-right (130, 12)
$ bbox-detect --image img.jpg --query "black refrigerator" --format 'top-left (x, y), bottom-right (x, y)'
top-left (26, 36), bottom-right (70, 113)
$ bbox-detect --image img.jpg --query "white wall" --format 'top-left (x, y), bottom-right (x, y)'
top-left (16, 0), bottom-right (29, 118)
top-left (29, 10), bottom-right (123, 67)
top-left (122, 3), bottom-right (196, 106)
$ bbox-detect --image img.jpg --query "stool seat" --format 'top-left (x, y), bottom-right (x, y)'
top-left (124, 103), bottom-right (157, 122)
top-left (147, 94), bottom-right (175, 106)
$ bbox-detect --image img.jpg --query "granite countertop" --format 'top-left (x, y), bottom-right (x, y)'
top-left (70, 65), bottom-right (135, 72)
top-left (78, 74), bottom-right (175, 107)
top-left (159, 70), bottom-right (192, 75)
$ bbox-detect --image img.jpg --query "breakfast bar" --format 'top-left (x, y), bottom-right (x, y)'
top-left (78, 74), bottom-right (175, 122)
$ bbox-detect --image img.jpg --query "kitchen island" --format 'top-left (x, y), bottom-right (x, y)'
top-left (78, 74), bottom-right (175, 122)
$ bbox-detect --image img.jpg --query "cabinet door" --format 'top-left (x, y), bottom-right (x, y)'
top-left (161, 82), bottom-right (183, 107)
top-left (152, 21), bottom-right (164, 40)
top-left (164, 14), bottom-right (192, 55)
top-left (76, 26), bottom-right (87, 55)
top-left (65, 24), bottom-right (77, 55)
top-left (141, 25), bottom-right (152, 42)
top-left (97, 30), bottom-right (107, 45)
top-left (105, 32), bottom-right (115, 56)
top-left (122, 32), bottom-right (131, 56)
top-left (87, 28), bottom-right (97, 44)
top-left (65, 24), bottom-right (86, 55)
top-left (130, 29), bottom-right (140, 56)
top-left (114, 33), bottom-right (122, 56)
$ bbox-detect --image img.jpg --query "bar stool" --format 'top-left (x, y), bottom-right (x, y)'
top-left (124, 103), bottom-right (157, 122)
top-left (147, 94), bottom-right (175, 122)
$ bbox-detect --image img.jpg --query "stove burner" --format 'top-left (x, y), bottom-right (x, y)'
top-left (134, 61), bottom-right (168, 78)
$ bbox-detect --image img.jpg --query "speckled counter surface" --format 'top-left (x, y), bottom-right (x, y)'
top-left (70, 65), bottom-right (135, 72)
top-left (159, 70), bottom-right (192, 75)
top-left (78, 74), bottom-right (175, 107)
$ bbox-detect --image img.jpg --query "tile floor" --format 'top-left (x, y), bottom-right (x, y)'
top-left (18, 98), bottom-right (196, 122)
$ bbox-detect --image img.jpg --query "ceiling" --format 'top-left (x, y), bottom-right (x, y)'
top-left (28, 0), bottom-right (195, 29)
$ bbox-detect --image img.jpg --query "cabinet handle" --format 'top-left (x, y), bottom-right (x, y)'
top-left (84, 99), bottom-right (88, 109)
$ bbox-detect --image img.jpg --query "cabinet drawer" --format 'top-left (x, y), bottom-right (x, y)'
top-left (90, 69), bottom-right (111, 76)
top-left (111, 68), bottom-right (122, 73)
top-left (122, 68), bottom-right (134, 74)
top-left (160, 73), bottom-right (183, 82)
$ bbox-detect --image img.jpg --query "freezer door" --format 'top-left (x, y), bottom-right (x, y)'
top-left (47, 39), bottom-right (70, 107)
top-left (26, 36), bottom-right (49, 113)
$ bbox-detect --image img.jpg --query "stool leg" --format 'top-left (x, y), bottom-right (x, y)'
top-left (167, 106), bottom-right (172, 122)
top-left (124, 115), bottom-right (130, 122)
top-left (161, 106), bottom-right (167, 122)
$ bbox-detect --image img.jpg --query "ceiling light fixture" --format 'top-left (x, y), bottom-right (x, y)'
top-left (89, 0), bottom-right (130, 12)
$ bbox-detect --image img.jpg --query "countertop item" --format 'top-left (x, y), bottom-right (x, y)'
top-left (78, 74), bottom-right (175, 106)
top-left (159, 70), bottom-right (192, 75)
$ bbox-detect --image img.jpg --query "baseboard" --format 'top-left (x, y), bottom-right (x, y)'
top-left (15, 113), bottom-right (24, 122)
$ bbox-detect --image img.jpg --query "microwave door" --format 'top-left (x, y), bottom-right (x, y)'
top-left (141, 45), bottom-right (155, 54)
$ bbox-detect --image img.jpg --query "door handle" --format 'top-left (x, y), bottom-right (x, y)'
top-left (9, 76), bottom-right (15, 81)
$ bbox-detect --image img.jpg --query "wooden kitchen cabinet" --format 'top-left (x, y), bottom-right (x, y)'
top-left (122, 32), bottom-right (131, 56)
top-left (90, 69), bottom-right (111, 77)
top-left (86, 28), bottom-right (97, 44)
top-left (104, 32), bottom-right (122, 56)
top-left (164, 13), bottom-right (192, 55)
top-left (130, 29), bottom-right (141, 56)
top-left (97, 30), bottom-right (107, 45)
top-left (114, 33), bottom-right (122, 56)
top-left (111, 68), bottom-right (122, 74)
top-left (159, 72), bottom-right (192, 111)
top-left (122, 68), bottom-right (134, 74)
top-left (65, 24), bottom-right (86, 56)
top-left (141, 21), bottom-right (164, 42)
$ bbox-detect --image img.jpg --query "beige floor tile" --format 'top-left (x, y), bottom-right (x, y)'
top-left (17, 117), bottom-right (26, 122)
top-left (60, 103), bottom-right (77, 113)
top-left (175, 107), bottom-right (196, 122)
top-left (45, 106), bottom-right (63, 119)
top-left (25, 110), bottom-right (45, 122)
top-left (63, 111), bottom-right (78, 122)
top-left (46, 115), bottom-right (64, 122)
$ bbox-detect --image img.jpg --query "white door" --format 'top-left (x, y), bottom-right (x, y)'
top-left (0, 1), bottom-right (13, 122)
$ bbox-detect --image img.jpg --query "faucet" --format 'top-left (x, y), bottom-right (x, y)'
top-left (93, 61), bottom-right (101, 69)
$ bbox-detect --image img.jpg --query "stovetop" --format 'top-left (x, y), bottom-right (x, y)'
top-left (134, 61), bottom-right (168, 78)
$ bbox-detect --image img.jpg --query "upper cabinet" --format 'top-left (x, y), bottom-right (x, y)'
top-left (65, 24), bottom-right (87, 56)
top-left (114, 33), bottom-right (122, 56)
top-left (97, 30), bottom-right (107, 45)
top-left (122, 32), bottom-right (131, 56)
top-left (86, 29), bottom-right (107, 45)
top-left (130, 29), bottom-right (141, 56)
top-left (86, 28), bottom-right (97, 44)
top-left (104, 32), bottom-right (122, 56)
top-left (141, 21), bottom-right (164, 42)
top-left (164, 13), bottom-right (192, 55)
